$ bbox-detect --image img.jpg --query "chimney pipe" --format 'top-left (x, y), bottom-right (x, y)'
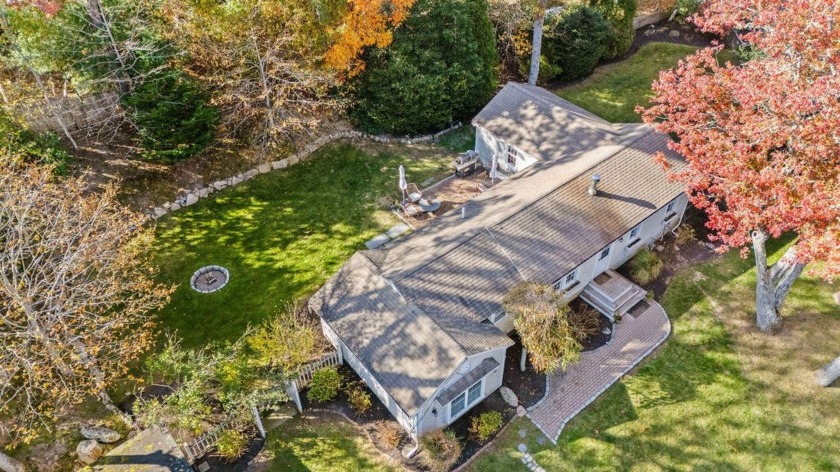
top-left (588, 174), bottom-right (601, 196)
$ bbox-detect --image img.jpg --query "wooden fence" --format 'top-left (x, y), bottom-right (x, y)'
top-left (179, 349), bottom-right (343, 463)
top-left (295, 350), bottom-right (342, 388)
top-left (8, 92), bottom-right (119, 134)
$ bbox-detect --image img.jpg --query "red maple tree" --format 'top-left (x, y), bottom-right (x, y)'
top-left (639, 0), bottom-right (840, 332)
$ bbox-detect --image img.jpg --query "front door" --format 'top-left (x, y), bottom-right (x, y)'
top-left (593, 245), bottom-right (612, 275)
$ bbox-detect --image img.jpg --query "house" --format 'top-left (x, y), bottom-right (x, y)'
top-left (309, 82), bottom-right (688, 444)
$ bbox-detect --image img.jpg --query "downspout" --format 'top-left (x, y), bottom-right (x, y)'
top-left (669, 198), bottom-right (687, 238)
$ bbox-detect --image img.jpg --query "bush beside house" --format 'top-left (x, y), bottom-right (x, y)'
top-left (469, 411), bottom-right (503, 442)
top-left (307, 366), bottom-right (342, 403)
top-left (349, 0), bottom-right (499, 135)
top-left (420, 429), bottom-right (462, 472)
top-left (627, 247), bottom-right (664, 285)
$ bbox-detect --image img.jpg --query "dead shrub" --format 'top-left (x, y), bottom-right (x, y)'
top-left (568, 305), bottom-right (602, 342)
top-left (419, 429), bottom-right (462, 472)
top-left (375, 421), bottom-right (404, 450)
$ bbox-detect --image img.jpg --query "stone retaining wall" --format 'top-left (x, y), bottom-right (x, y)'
top-left (148, 122), bottom-right (463, 219)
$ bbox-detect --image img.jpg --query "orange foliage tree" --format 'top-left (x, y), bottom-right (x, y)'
top-left (326, 0), bottom-right (417, 77)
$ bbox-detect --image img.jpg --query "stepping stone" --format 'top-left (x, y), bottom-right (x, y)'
top-left (601, 327), bottom-right (612, 335)
top-left (365, 234), bottom-right (390, 250)
top-left (386, 223), bottom-right (410, 239)
top-left (518, 443), bottom-right (527, 453)
top-left (518, 428), bottom-right (527, 438)
top-left (517, 405), bottom-right (527, 417)
top-left (536, 434), bottom-right (546, 446)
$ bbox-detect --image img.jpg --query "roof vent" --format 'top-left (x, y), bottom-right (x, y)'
top-left (588, 174), bottom-right (601, 196)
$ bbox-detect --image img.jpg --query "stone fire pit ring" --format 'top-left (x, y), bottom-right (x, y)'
top-left (190, 265), bottom-right (230, 294)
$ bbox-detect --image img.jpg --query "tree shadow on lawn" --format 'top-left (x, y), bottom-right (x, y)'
top-left (151, 143), bottom-right (451, 347)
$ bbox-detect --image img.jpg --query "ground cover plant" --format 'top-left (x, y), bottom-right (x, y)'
top-left (151, 142), bottom-right (452, 347)
top-left (468, 237), bottom-right (840, 471)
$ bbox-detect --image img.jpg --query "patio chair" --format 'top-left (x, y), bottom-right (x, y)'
top-left (404, 182), bottom-right (423, 204)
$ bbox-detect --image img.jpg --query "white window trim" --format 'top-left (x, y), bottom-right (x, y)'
top-left (666, 200), bottom-right (677, 213)
top-left (556, 268), bottom-right (579, 290)
top-left (506, 144), bottom-right (523, 170)
top-left (448, 378), bottom-right (484, 422)
top-left (599, 247), bottom-right (611, 260)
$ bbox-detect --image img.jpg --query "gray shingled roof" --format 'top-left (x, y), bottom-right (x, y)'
top-left (474, 83), bottom-right (623, 163)
top-left (312, 83), bottom-right (685, 419)
top-left (309, 253), bottom-right (511, 416)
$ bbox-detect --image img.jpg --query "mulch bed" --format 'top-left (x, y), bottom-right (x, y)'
top-left (196, 428), bottom-right (264, 472)
top-left (502, 334), bottom-right (547, 409)
top-left (569, 298), bottom-right (613, 352)
top-left (448, 391), bottom-right (517, 470)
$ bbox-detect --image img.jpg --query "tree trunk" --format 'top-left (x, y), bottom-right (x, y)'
top-left (71, 340), bottom-right (135, 428)
top-left (520, 347), bottom-right (527, 372)
top-left (815, 355), bottom-right (840, 387)
top-left (0, 451), bottom-right (25, 472)
top-left (528, 0), bottom-right (549, 86)
top-left (751, 230), bottom-right (807, 333)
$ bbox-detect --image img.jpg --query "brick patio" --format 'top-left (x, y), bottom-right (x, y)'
top-left (526, 300), bottom-right (671, 443)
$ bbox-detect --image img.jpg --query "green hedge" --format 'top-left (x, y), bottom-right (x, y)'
top-left (541, 4), bottom-right (611, 81)
top-left (589, 0), bottom-right (637, 59)
top-left (124, 70), bottom-right (218, 163)
top-left (349, 0), bottom-right (498, 135)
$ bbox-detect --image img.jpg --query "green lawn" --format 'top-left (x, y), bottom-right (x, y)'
top-left (260, 415), bottom-right (395, 471)
top-left (151, 142), bottom-right (452, 347)
top-left (556, 42), bottom-right (736, 123)
top-left (469, 238), bottom-right (840, 471)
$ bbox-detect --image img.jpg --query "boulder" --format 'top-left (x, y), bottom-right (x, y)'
top-left (163, 202), bottom-right (171, 209)
top-left (213, 180), bottom-right (227, 191)
top-left (231, 175), bottom-right (244, 185)
top-left (81, 425), bottom-right (121, 444)
top-left (76, 440), bottom-right (102, 465)
top-left (669, 30), bottom-right (681, 38)
top-left (258, 163), bottom-right (271, 174)
top-left (169, 203), bottom-right (181, 211)
top-left (499, 386), bottom-right (519, 407)
top-left (153, 207), bottom-right (167, 218)
top-left (270, 160), bottom-right (285, 170)
top-left (244, 169), bottom-right (259, 179)
top-left (196, 188), bottom-right (211, 198)
top-left (184, 194), bottom-right (199, 206)
top-left (288, 155), bottom-right (299, 166)
top-left (833, 292), bottom-right (840, 306)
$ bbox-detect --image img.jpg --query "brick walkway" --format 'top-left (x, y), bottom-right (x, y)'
top-left (527, 300), bottom-right (671, 443)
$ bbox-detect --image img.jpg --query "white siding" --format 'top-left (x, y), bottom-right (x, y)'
top-left (474, 125), bottom-right (538, 173)
top-left (491, 193), bottom-right (689, 331)
top-left (320, 320), bottom-right (414, 433)
top-left (413, 347), bottom-right (507, 437)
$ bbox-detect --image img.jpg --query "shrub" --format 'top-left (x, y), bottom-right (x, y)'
top-left (375, 421), bottom-right (404, 449)
top-left (589, 0), bottom-right (637, 59)
top-left (420, 429), bottom-right (462, 472)
top-left (214, 429), bottom-right (248, 462)
top-left (627, 247), bottom-right (664, 285)
top-left (674, 0), bottom-right (703, 22)
top-left (347, 382), bottom-right (372, 415)
top-left (540, 4), bottom-right (611, 81)
top-left (568, 304), bottom-right (602, 342)
top-left (349, 0), bottom-right (499, 135)
top-left (469, 411), bottom-right (503, 442)
top-left (675, 225), bottom-right (696, 246)
top-left (124, 70), bottom-right (219, 163)
top-left (0, 111), bottom-right (71, 174)
top-left (307, 366), bottom-right (342, 403)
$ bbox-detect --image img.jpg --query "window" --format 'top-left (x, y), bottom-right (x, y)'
top-left (449, 379), bottom-right (484, 420)
top-left (599, 247), bottom-right (611, 260)
top-left (629, 225), bottom-right (640, 239)
top-left (565, 271), bottom-right (577, 285)
top-left (666, 200), bottom-right (676, 213)
top-left (506, 145), bottom-right (520, 167)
